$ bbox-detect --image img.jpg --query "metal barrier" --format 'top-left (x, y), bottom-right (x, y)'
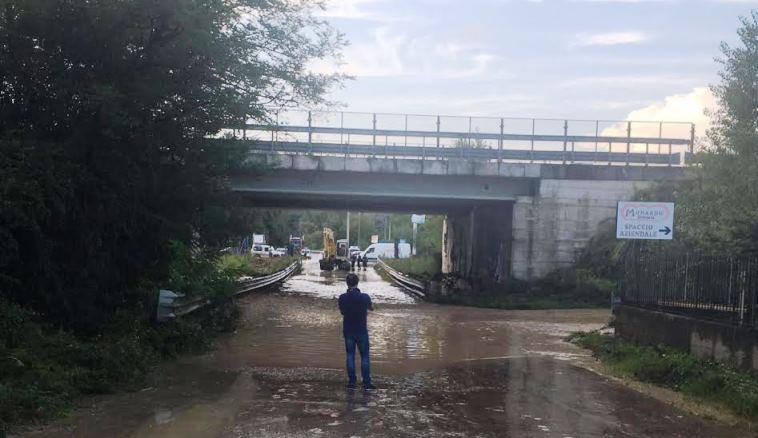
top-left (227, 109), bottom-right (695, 167)
top-left (376, 258), bottom-right (426, 298)
top-left (157, 260), bottom-right (301, 321)
top-left (621, 250), bottom-right (758, 328)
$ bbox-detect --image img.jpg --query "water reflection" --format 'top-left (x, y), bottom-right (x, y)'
top-left (280, 258), bottom-right (416, 304)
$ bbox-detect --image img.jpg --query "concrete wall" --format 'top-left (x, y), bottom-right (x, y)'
top-left (511, 179), bottom-right (649, 280)
top-left (616, 305), bottom-right (758, 373)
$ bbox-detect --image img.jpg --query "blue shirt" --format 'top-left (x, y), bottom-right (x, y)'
top-left (338, 288), bottom-right (372, 337)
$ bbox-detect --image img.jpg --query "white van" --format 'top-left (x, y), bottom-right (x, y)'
top-left (360, 242), bottom-right (411, 261)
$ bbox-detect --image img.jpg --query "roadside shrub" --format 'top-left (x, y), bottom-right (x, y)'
top-left (570, 331), bottom-right (758, 421)
top-left (383, 254), bottom-right (442, 282)
top-left (217, 253), bottom-right (296, 278)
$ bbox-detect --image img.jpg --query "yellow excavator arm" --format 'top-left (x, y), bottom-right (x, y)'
top-left (322, 227), bottom-right (336, 260)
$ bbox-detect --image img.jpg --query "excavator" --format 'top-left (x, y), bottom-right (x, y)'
top-left (319, 227), bottom-right (351, 271)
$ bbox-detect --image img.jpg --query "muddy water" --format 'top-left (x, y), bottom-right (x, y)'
top-left (20, 258), bottom-right (752, 437)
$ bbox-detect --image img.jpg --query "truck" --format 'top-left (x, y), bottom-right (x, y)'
top-left (319, 228), bottom-right (351, 271)
top-left (288, 235), bottom-right (304, 256)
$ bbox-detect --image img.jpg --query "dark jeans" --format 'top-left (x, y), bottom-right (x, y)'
top-left (344, 333), bottom-right (371, 385)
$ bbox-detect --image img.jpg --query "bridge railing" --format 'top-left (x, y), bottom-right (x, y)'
top-left (227, 110), bottom-right (695, 166)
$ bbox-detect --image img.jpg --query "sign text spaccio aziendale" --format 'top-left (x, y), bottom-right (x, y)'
top-left (616, 202), bottom-right (675, 240)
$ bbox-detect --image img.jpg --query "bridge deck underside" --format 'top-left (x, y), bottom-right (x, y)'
top-left (230, 170), bottom-right (531, 213)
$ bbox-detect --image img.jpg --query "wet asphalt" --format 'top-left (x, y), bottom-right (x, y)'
top-left (19, 258), bottom-right (753, 437)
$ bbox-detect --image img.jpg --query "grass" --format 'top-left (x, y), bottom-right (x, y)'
top-left (383, 257), bottom-right (613, 310)
top-left (429, 287), bottom-right (610, 310)
top-left (383, 255), bottom-right (441, 282)
top-left (569, 331), bottom-right (758, 421)
top-left (217, 254), bottom-right (297, 278)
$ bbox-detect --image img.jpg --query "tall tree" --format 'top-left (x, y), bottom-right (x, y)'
top-left (0, 0), bottom-right (345, 333)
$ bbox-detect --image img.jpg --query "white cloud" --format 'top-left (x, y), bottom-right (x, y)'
top-left (310, 27), bottom-right (505, 79)
top-left (573, 31), bottom-right (650, 46)
top-left (602, 87), bottom-right (718, 140)
top-left (316, 0), bottom-right (378, 19)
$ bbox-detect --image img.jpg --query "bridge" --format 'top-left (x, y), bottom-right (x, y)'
top-left (226, 110), bottom-right (693, 281)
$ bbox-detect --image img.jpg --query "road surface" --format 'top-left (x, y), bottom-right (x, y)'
top-left (21, 258), bottom-right (750, 437)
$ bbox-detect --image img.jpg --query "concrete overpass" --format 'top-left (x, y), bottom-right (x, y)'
top-left (226, 110), bottom-right (693, 281)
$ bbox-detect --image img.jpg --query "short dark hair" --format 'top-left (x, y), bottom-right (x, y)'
top-left (346, 273), bottom-right (359, 288)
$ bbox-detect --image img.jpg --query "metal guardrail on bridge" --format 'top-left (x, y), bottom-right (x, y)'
top-left (157, 260), bottom-right (301, 321)
top-left (376, 258), bottom-right (426, 298)
top-left (227, 110), bottom-right (696, 167)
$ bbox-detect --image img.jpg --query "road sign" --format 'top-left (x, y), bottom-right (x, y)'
top-left (411, 214), bottom-right (426, 224)
top-left (616, 202), bottom-right (674, 240)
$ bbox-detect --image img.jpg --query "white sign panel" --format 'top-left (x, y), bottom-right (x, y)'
top-left (411, 214), bottom-right (426, 224)
top-left (616, 202), bottom-right (674, 240)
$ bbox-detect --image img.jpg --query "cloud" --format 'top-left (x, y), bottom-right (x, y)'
top-left (572, 31), bottom-right (650, 46)
top-left (316, 0), bottom-right (378, 19)
top-left (602, 87), bottom-right (718, 140)
top-left (310, 27), bottom-right (505, 79)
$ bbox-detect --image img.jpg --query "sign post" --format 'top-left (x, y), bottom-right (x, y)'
top-left (411, 215), bottom-right (426, 256)
top-left (616, 202), bottom-right (674, 240)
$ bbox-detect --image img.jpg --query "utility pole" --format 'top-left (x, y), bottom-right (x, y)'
top-left (346, 211), bottom-right (350, 244)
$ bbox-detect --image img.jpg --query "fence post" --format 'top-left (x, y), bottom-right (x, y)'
top-left (404, 114), bottom-right (408, 148)
top-left (436, 115), bottom-right (441, 154)
top-left (562, 120), bottom-right (568, 165)
top-left (594, 120), bottom-right (599, 164)
top-left (530, 119), bottom-right (535, 163)
top-left (307, 110), bottom-right (312, 154)
top-left (625, 121), bottom-right (631, 166)
top-left (499, 117), bottom-right (504, 166)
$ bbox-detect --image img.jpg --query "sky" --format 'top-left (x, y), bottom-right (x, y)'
top-left (311, 0), bottom-right (756, 138)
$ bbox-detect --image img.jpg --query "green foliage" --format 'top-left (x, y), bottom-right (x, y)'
top-left (0, 0), bottom-right (344, 334)
top-left (430, 269), bottom-right (613, 310)
top-left (384, 255), bottom-right (442, 282)
top-left (570, 331), bottom-right (758, 420)
top-left (245, 210), bottom-right (444, 255)
top-left (217, 254), bottom-right (297, 278)
top-left (631, 12), bottom-right (758, 254)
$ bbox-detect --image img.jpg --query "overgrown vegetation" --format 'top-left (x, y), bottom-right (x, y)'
top-left (429, 268), bottom-right (613, 310)
top-left (217, 254), bottom-right (298, 278)
top-left (570, 332), bottom-right (758, 421)
top-left (383, 255), bottom-right (442, 282)
top-left (0, 0), bottom-right (343, 428)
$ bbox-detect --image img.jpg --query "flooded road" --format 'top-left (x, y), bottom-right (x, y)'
top-left (22, 258), bottom-right (751, 437)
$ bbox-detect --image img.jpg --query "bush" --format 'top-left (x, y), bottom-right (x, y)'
top-left (217, 254), bottom-right (297, 278)
top-left (383, 254), bottom-right (442, 282)
top-left (570, 331), bottom-right (758, 421)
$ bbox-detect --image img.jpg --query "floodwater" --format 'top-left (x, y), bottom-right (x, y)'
top-left (20, 258), bottom-right (751, 437)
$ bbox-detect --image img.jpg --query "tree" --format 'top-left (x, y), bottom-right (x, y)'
top-left (674, 10), bottom-right (758, 253)
top-left (0, 0), bottom-right (345, 333)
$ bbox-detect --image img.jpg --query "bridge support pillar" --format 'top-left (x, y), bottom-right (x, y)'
top-left (442, 203), bottom-right (513, 282)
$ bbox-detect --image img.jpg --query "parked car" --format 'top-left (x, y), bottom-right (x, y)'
top-left (275, 247), bottom-right (287, 257)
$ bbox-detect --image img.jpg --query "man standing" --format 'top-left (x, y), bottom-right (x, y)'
top-left (338, 273), bottom-right (376, 390)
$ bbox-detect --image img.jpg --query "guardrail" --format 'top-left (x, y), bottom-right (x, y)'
top-left (376, 258), bottom-right (426, 298)
top-left (157, 260), bottom-right (301, 321)
top-left (227, 109), bottom-right (695, 167)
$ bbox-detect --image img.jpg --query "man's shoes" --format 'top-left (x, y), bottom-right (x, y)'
top-left (363, 383), bottom-right (377, 390)
top-left (346, 382), bottom-right (357, 389)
